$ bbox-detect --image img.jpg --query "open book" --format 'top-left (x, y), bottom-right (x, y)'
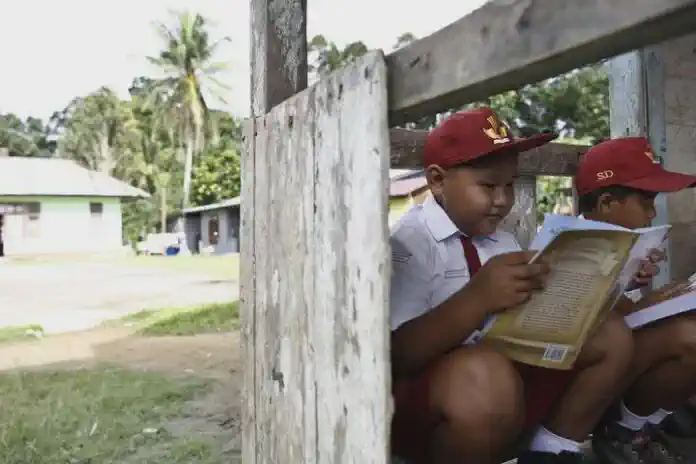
top-left (481, 214), bottom-right (670, 370)
top-left (623, 271), bottom-right (696, 329)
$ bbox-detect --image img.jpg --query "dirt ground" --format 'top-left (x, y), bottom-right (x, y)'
top-left (0, 329), bottom-right (243, 460)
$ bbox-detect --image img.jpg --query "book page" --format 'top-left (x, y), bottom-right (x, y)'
top-left (483, 228), bottom-right (638, 370)
top-left (530, 214), bottom-right (628, 251)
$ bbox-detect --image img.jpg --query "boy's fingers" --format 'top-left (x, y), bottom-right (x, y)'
top-left (497, 251), bottom-right (537, 264)
top-left (511, 262), bottom-right (550, 279)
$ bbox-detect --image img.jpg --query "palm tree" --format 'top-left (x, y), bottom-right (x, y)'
top-left (146, 12), bottom-right (230, 213)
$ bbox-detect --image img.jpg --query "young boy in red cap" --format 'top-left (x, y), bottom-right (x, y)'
top-left (573, 137), bottom-right (696, 464)
top-left (390, 108), bottom-right (634, 463)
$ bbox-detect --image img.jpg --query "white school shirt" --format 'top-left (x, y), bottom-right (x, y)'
top-left (390, 196), bottom-right (521, 340)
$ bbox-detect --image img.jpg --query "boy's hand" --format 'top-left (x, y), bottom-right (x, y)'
top-left (468, 251), bottom-right (550, 314)
top-left (638, 280), bottom-right (692, 309)
top-left (634, 248), bottom-right (666, 286)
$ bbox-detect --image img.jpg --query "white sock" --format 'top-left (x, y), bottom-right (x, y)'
top-left (646, 409), bottom-right (673, 425)
top-left (617, 401), bottom-right (650, 431)
top-left (529, 426), bottom-right (582, 454)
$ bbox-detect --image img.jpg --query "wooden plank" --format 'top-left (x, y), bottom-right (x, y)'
top-left (389, 127), bottom-right (585, 175)
top-left (240, 120), bottom-right (257, 464)
top-left (245, 1), bottom-right (309, 462)
top-left (248, 51), bottom-right (391, 463)
top-left (249, 0), bottom-right (308, 114)
top-left (501, 176), bottom-right (537, 249)
top-left (252, 97), bottom-right (317, 461)
top-left (312, 51), bottom-right (391, 463)
top-left (386, 0), bottom-right (696, 124)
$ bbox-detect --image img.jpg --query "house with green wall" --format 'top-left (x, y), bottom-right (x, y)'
top-left (0, 155), bottom-right (149, 257)
top-left (388, 169), bottom-right (428, 227)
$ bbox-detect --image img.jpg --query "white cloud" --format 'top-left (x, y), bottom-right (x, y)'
top-left (0, 0), bottom-right (487, 121)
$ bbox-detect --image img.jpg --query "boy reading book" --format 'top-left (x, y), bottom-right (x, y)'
top-left (390, 108), bottom-right (633, 464)
top-left (574, 137), bottom-right (696, 463)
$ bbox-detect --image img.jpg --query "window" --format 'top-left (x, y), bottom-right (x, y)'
top-left (90, 202), bottom-right (103, 216)
top-left (23, 202), bottom-right (41, 238)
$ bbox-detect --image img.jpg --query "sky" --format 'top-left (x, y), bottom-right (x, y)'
top-left (0, 0), bottom-right (488, 122)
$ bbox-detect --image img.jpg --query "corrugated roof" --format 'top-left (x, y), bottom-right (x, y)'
top-left (183, 196), bottom-right (240, 214)
top-left (0, 156), bottom-right (149, 198)
top-left (390, 175), bottom-right (427, 197)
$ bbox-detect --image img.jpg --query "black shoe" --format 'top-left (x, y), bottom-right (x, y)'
top-left (662, 406), bottom-right (696, 438)
top-left (592, 421), bottom-right (649, 464)
top-left (640, 423), bottom-right (689, 463)
top-left (593, 421), bottom-right (687, 464)
top-left (517, 450), bottom-right (589, 463)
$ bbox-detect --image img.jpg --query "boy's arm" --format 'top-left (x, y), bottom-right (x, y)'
top-left (390, 236), bottom-right (489, 377)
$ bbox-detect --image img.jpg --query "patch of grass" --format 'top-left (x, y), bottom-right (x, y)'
top-left (0, 366), bottom-right (209, 464)
top-left (137, 302), bottom-right (239, 337)
top-left (125, 254), bottom-right (239, 281)
top-left (0, 324), bottom-right (44, 344)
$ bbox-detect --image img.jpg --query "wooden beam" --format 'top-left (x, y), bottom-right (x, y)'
top-left (386, 0), bottom-right (696, 124)
top-left (389, 127), bottom-right (586, 176)
top-left (249, 0), bottom-right (308, 115)
top-left (244, 1), bottom-right (308, 463)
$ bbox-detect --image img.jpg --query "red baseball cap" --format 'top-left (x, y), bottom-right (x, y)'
top-left (576, 137), bottom-right (696, 195)
top-left (423, 107), bottom-right (557, 168)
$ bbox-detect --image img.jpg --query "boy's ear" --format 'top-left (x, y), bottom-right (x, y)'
top-left (597, 192), bottom-right (615, 214)
top-left (425, 164), bottom-right (446, 197)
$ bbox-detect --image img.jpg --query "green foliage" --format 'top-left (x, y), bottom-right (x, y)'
top-left (191, 147), bottom-right (241, 206)
top-left (0, 113), bottom-right (55, 156)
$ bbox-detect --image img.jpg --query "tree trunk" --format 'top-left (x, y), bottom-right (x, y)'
top-left (182, 131), bottom-right (195, 208)
top-left (160, 185), bottom-right (168, 233)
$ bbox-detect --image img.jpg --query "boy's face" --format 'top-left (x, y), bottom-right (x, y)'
top-left (427, 152), bottom-right (517, 237)
top-left (597, 190), bottom-right (657, 229)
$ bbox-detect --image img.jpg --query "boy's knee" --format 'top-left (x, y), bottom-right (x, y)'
top-left (429, 346), bottom-right (524, 431)
top-left (667, 314), bottom-right (696, 363)
top-left (581, 312), bottom-right (634, 369)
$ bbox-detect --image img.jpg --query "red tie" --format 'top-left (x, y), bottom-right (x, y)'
top-left (460, 236), bottom-right (482, 276)
top-left (461, 236), bottom-right (486, 332)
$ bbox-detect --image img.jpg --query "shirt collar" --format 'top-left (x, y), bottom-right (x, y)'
top-left (422, 196), bottom-right (498, 242)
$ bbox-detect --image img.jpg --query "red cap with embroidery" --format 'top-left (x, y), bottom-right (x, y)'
top-left (423, 107), bottom-right (557, 169)
top-left (576, 137), bottom-right (696, 195)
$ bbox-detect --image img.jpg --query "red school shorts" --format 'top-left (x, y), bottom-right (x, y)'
top-left (391, 361), bottom-right (575, 463)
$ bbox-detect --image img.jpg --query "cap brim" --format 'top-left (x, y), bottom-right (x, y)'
top-left (622, 170), bottom-right (696, 193)
top-left (487, 131), bottom-right (558, 157)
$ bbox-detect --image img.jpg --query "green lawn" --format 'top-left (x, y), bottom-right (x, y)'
top-left (107, 301), bottom-right (240, 337)
top-left (0, 367), bottom-right (216, 464)
top-left (0, 324), bottom-right (44, 344)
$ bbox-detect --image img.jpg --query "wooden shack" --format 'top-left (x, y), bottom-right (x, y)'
top-left (241, 1), bottom-right (696, 462)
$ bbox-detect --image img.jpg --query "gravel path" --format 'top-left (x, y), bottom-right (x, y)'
top-left (0, 260), bottom-right (237, 333)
